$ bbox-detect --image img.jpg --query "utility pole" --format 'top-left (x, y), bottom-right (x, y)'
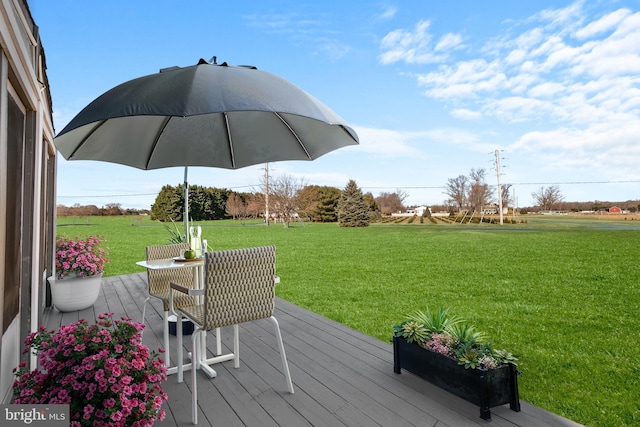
top-left (495, 150), bottom-right (504, 225)
top-left (264, 163), bottom-right (269, 227)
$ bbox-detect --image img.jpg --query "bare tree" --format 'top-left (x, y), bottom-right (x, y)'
top-left (375, 190), bottom-right (408, 215)
top-left (444, 175), bottom-right (468, 212)
top-left (225, 192), bottom-right (246, 220)
top-left (500, 184), bottom-right (513, 210)
top-left (531, 186), bottom-right (564, 211)
top-left (245, 193), bottom-right (265, 219)
top-left (467, 168), bottom-right (493, 213)
top-left (103, 203), bottom-right (123, 216)
top-left (269, 174), bottom-right (306, 227)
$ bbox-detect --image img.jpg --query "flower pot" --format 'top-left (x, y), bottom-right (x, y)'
top-left (47, 273), bottom-right (102, 312)
top-left (393, 336), bottom-right (520, 421)
top-left (168, 314), bottom-right (195, 335)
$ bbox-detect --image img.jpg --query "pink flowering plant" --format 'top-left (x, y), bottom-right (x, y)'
top-left (393, 306), bottom-right (518, 370)
top-left (55, 235), bottom-right (109, 279)
top-left (12, 314), bottom-right (168, 427)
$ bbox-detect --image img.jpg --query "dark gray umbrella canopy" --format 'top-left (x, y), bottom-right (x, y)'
top-left (55, 59), bottom-right (359, 170)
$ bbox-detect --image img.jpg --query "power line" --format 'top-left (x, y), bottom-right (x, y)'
top-left (508, 180), bottom-right (640, 186)
top-left (363, 180), bottom-right (640, 190)
top-left (57, 193), bottom-right (159, 198)
top-left (57, 185), bottom-right (258, 199)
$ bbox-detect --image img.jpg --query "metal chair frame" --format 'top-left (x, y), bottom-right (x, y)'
top-left (142, 243), bottom-right (197, 370)
top-left (170, 245), bottom-right (294, 424)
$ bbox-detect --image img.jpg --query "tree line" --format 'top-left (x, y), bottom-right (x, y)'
top-left (56, 203), bottom-right (148, 217)
top-left (57, 172), bottom-right (640, 222)
top-left (148, 177), bottom-right (381, 227)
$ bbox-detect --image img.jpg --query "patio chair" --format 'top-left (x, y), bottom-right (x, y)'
top-left (170, 245), bottom-right (294, 424)
top-left (142, 243), bottom-right (198, 368)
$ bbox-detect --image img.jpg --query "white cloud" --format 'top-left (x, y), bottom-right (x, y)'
top-left (509, 117), bottom-right (640, 177)
top-left (317, 38), bottom-right (352, 60)
top-left (378, 6), bottom-right (397, 21)
top-left (435, 33), bottom-right (463, 51)
top-left (574, 8), bottom-right (631, 39)
top-left (350, 126), bottom-right (426, 158)
top-left (379, 20), bottom-right (453, 64)
top-left (417, 59), bottom-right (507, 100)
top-left (533, 0), bottom-right (585, 33)
top-left (482, 97), bottom-right (556, 123)
top-left (379, 0), bottom-right (640, 190)
top-left (450, 109), bottom-right (482, 120)
top-left (528, 82), bottom-right (565, 98)
top-left (350, 125), bottom-right (488, 158)
top-left (395, 2), bottom-right (640, 130)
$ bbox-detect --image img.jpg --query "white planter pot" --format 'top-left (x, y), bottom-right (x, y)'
top-left (47, 273), bottom-right (103, 312)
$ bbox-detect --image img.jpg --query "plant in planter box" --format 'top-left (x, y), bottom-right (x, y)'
top-left (393, 306), bottom-right (520, 421)
top-left (13, 313), bottom-right (168, 427)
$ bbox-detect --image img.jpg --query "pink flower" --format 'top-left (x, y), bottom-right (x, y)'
top-left (111, 364), bottom-right (121, 377)
top-left (54, 235), bottom-right (109, 279)
top-left (12, 314), bottom-right (167, 426)
top-left (131, 358), bottom-right (145, 370)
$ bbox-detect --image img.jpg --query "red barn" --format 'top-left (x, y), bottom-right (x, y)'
top-left (609, 206), bottom-right (622, 214)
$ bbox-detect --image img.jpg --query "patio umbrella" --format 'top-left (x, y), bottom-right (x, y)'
top-left (54, 57), bottom-right (359, 235)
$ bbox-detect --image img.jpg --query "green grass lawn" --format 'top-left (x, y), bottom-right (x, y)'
top-left (56, 215), bottom-right (640, 426)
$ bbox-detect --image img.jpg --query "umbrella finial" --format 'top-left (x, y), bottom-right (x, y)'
top-left (197, 56), bottom-right (218, 65)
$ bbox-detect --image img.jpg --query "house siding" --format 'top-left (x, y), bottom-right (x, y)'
top-left (0, 0), bottom-right (54, 403)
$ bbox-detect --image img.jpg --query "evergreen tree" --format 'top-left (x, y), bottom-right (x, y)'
top-left (316, 186), bottom-right (341, 222)
top-left (298, 185), bottom-right (341, 222)
top-left (151, 184), bottom-right (232, 221)
top-left (337, 180), bottom-right (371, 227)
top-left (150, 184), bottom-right (183, 221)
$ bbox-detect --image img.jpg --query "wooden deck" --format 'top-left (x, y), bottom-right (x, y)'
top-left (43, 273), bottom-right (583, 427)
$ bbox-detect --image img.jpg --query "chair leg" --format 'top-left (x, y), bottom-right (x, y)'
top-left (215, 327), bottom-right (222, 355)
top-left (141, 296), bottom-right (150, 338)
top-left (177, 314), bottom-right (183, 383)
top-left (191, 328), bottom-right (200, 425)
top-left (163, 311), bottom-right (170, 368)
top-left (233, 324), bottom-right (240, 368)
top-left (269, 316), bottom-right (294, 394)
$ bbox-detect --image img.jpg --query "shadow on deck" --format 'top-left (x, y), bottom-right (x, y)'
top-left (43, 273), bottom-right (582, 427)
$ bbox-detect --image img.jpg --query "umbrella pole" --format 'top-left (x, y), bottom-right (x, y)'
top-left (184, 167), bottom-right (189, 242)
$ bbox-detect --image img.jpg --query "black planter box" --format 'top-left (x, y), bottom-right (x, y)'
top-left (393, 336), bottom-right (520, 421)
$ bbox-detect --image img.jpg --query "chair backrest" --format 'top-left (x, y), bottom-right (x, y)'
top-left (203, 246), bottom-right (277, 330)
top-left (146, 243), bottom-right (193, 299)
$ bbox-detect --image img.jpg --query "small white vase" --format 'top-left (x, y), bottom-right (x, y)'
top-left (48, 273), bottom-right (103, 312)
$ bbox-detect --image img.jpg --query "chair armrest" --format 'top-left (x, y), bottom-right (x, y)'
top-left (170, 282), bottom-right (204, 296)
top-left (274, 276), bottom-right (280, 284)
top-left (169, 281), bottom-right (204, 316)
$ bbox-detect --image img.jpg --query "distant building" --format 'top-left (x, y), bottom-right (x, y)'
top-left (481, 205), bottom-right (498, 214)
top-left (608, 206), bottom-right (622, 214)
top-left (391, 206), bottom-right (430, 217)
top-left (480, 205), bottom-right (508, 215)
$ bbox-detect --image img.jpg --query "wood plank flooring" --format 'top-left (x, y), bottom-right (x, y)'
top-left (42, 274), bottom-right (583, 427)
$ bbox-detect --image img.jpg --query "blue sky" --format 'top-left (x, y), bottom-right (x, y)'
top-left (32, 0), bottom-right (640, 209)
